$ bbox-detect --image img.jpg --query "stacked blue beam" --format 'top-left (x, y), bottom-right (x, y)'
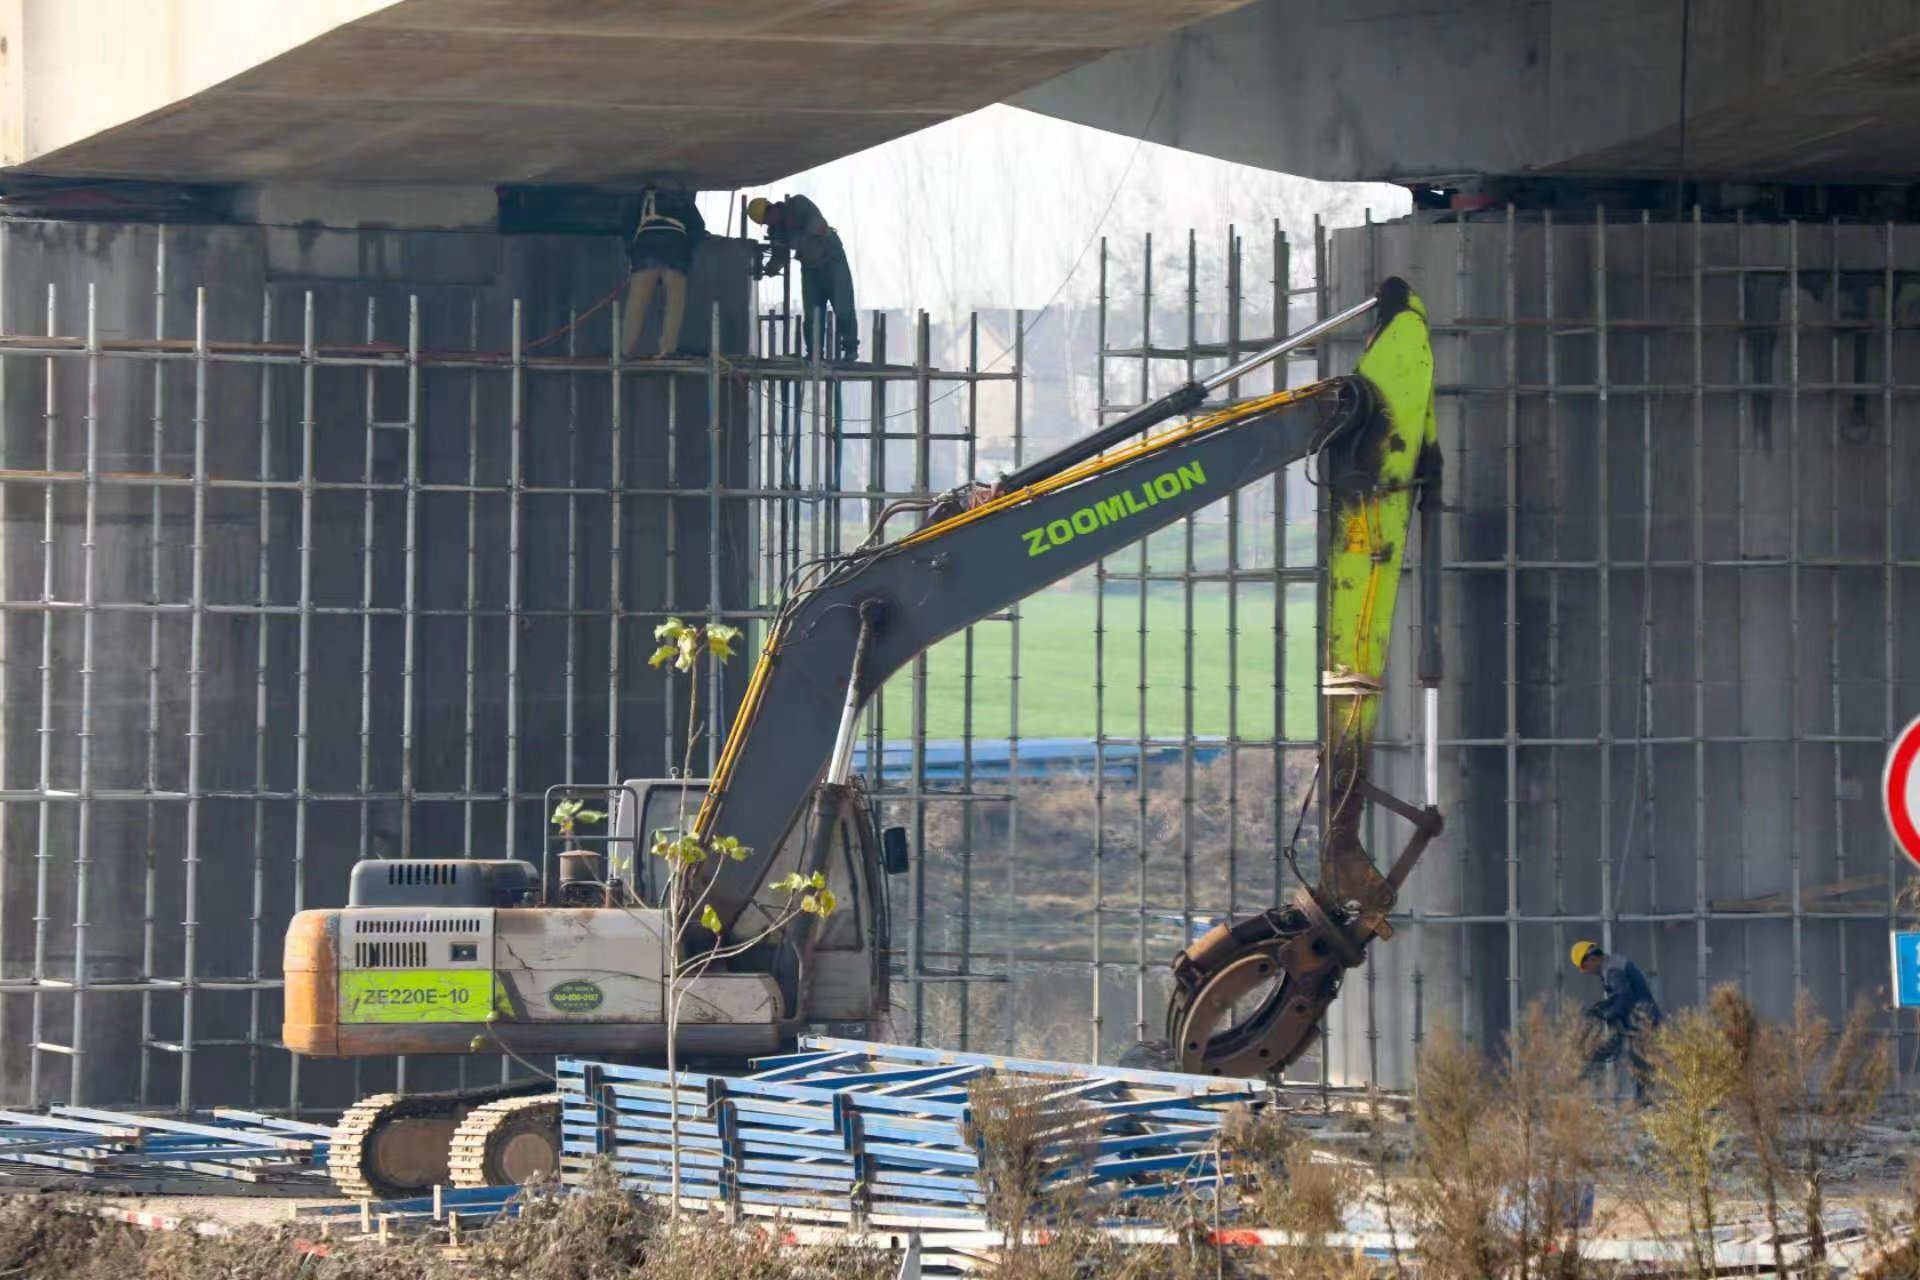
top-left (0, 1105), bottom-right (332, 1184)
top-left (559, 1036), bottom-right (1268, 1225)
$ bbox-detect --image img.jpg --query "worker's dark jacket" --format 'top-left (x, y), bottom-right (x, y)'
top-left (765, 195), bottom-right (844, 270)
top-left (628, 189), bottom-right (706, 272)
top-left (1588, 954), bottom-right (1662, 1032)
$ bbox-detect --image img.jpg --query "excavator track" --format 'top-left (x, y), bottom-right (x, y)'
top-left (448, 1094), bottom-right (563, 1189)
top-left (325, 1081), bottom-right (552, 1200)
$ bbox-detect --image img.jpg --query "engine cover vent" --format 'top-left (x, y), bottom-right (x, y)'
top-left (347, 859), bottom-right (536, 908)
top-left (354, 940), bottom-right (429, 969)
top-left (348, 916), bottom-right (484, 935)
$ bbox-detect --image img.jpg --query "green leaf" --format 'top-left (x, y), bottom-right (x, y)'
top-left (675, 630), bottom-right (700, 673)
top-left (814, 887), bottom-right (837, 916)
top-left (654, 617), bottom-right (688, 643)
top-left (771, 872), bottom-right (807, 895)
top-left (706, 624), bottom-right (740, 663)
top-left (801, 893), bottom-right (820, 915)
top-left (699, 904), bottom-right (723, 934)
top-left (648, 643), bottom-right (678, 669)
top-left (809, 870), bottom-right (827, 890)
top-left (711, 834), bottom-right (752, 863)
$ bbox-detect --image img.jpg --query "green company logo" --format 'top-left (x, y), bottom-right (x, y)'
top-left (548, 979), bottom-right (604, 1012)
top-left (1022, 462), bottom-right (1207, 558)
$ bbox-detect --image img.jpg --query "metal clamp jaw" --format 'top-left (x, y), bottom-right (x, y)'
top-left (1165, 783), bottom-right (1442, 1078)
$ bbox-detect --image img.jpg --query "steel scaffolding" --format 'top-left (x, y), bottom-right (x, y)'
top-left (1, 205), bottom-right (1912, 1114)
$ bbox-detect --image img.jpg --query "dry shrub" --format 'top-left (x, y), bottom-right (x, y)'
top-left (1864, 1163), bottom-right (1920, 1279)
top-left (0, 1195), bottom-right (445, 1280)
top-left (965, 1073), bottom-right (1100, 1235)
top-left (1499, 1002), bottom-right (1611, 1279)
top-left (1691, 986), bottom-right (1893, 1278)
top-left (639, 1215), bottom-right (891, 1280)
top-left (1783, 992), bottom-right (1893, 1269)
top-left (1219, 1105), bottom-right (1370, 1280)
top-left (463, 1163), bottom-right (656, 1278)
top-left (1637, 1004), bottom-right (1739, 1279)
top-left (1408, 1005), bottom-right (1611, 1280)
top-left (1407, 1025), bottom-right (1505, 1279)
top-left (0, 1193), bottom-right (141, 1278)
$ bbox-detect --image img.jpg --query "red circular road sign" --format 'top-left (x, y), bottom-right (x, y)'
top-left (1885, 713), bottom-right (1920, 867)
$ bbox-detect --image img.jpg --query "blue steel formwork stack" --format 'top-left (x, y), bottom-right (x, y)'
top-left (556, 1037), bottom-right (1268, 1226)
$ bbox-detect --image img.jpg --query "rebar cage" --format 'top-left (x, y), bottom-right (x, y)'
top-left (0, 208), bottom-right (1913, 1115)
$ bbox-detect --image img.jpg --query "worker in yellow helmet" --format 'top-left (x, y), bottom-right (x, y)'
top-left (747, 194), bottom-right (858, 364)
top-left (1570, 940), bottom-right (1662, 1101)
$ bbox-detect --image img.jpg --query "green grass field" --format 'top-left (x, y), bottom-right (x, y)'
top-left (874, 581), bottom-right (1319, 740)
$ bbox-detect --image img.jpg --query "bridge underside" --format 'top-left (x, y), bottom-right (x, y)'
top-left (12, 0), bottom-right (1252, 189)
top-left (1017, 0), bottom-right (1920, 192)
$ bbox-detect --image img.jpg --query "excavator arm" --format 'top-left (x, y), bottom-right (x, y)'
top-left (688, 279), bottom-right (1441, 1075)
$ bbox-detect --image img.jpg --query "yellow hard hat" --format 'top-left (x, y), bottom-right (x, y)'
top-left (746, 197), bottom-right (771, 224)
top-left (1570, 940), bottom-right (1601, 968)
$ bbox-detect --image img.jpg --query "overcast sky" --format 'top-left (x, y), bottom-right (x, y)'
top-left (699, 104), bottom-right (1409, 319)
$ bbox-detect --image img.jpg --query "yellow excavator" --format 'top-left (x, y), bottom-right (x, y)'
top-left (282, 277), bottom-right (1442, 1198)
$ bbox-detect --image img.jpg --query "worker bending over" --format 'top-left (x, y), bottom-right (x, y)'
top-left (623, 181), bottom-right (705, 360)
top-left (1570, 940), bottom-right (1663, 1102)
top-left (748, 195), bottom-right (859, 364)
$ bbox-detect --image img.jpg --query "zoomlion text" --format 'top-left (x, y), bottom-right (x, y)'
top-left (1021, 461), bottom-right (1207, 557)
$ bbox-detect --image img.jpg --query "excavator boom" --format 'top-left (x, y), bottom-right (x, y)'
top-left (690, 279), bottom-right (1442, 1071)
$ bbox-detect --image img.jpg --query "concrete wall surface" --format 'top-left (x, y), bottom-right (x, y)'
top-left (1018, 0), bottom-right (1920, 185)
top-left (0, 217), bottom-right (752, 1109)
top-left (1316, 213), bottom-right (1920, 1086)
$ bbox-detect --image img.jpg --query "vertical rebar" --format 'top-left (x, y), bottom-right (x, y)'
top-left (1224, 226), bottom-right (1242, 924)
top-left (1692, 206), bottom-right (1709, 1003)
top-left (1787, 221), bottom-right (1804, 988)
top-left (1134, 231), bottom-right (1151, 1049)
top-left (707, 303), bottom-right (725, 766)
top-left (909, 311), bottom-right (931, 1044)
top-left (357, 300), bottom-right (378, 877)
top-left (248, 281), bottom-right (270, 1106)
top-left (1180, 230), bottom-right (1197, 955)
top-left (291, 292), bottom-right (316, 1116)
top-left (463, 301), bottom-right (483, 857)
top-left (28, 282), bottom-right (56, 1106)
top-left (176, 287), bottom-right (210, 1109)
top-left (1881, 219), bottom-right (1899, 1087)
top-left (505, 301), bottom-right (524, 864)
top-left (70, 283), bottom-right (102, 1102)
top-left (1007, 308), bottom-right (1024, 1056)
top-left (1092, 240), bottom-right (1109, 1063)
top-left (140, 235), bottom-right (168, 1106)
top-left (1503, 211), bottom-right (1520, 1051)
top-left (607, 306), bottom-right (625, 789)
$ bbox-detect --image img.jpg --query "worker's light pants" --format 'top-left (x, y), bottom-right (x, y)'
top-left (623, 266), bottom-right (687, 357)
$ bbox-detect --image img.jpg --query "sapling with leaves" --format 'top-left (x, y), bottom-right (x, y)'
top-left (643, 615), bottom-right (840, 1212)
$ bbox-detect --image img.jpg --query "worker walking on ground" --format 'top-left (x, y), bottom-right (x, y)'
top-left (1570, 940), bottom-right (1663, 1102)
top-left (747, 194), bottom-right (859, 364)
top-left (623, 181), bottom-right (705, 360)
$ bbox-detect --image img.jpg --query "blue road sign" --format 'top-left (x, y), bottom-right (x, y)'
top-left (1892, 931), bottom-right (1920, 1008)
